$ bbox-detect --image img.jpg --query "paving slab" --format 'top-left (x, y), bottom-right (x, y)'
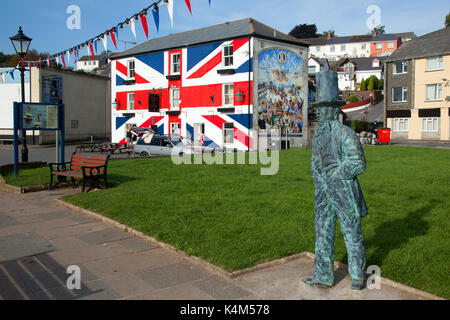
top-left (136, 262), bottom-right (210, 289)
top-left (0, 233), bottom-right (57, 261)
top-left (116, 237), bottom-right (159, 252)
top-left (192, 276), bottom-right (252, 300)
top-left (77, 228), bottom-right (132, 245)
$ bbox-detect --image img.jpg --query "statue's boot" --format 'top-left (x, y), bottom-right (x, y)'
top-left (302, 277), bottom-right (332, 288)
top-left (350, 279), bottom-right (365, 290)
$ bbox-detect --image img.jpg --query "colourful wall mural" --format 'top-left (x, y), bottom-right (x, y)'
top-left (256, 49), bottom-right (306, 135)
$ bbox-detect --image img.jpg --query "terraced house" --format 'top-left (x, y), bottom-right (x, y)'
top-left (384, 27), bottom-right (450, 141)
top-left (109, 18), bottom-right (309, 150)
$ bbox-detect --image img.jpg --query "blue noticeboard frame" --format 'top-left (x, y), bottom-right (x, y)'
top-left (13, 102), bottom-right (65, 177)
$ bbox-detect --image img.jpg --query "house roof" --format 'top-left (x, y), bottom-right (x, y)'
top-left (384, 27), bottom-right (450, 62)
top-left (309, 56), bottom-right (329, 67)
top-left (78, 54), bottom-right (107, 62)
top-left (110, 18), bottom-right (308, 60)
top-left (336, 57), bottom-right (385, 71)
top-left (303, 33), bottom-right (400, 46)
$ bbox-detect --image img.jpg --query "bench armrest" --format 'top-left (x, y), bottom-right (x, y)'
top-left (81, 164), bottom-right (107, 177)
top-left (48, 161), bottom-right (71, 172)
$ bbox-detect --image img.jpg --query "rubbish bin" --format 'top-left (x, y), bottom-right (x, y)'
top-left (377, 128), bottom-right (391, 144)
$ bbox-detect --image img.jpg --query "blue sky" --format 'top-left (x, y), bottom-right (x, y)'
top-left (1, 0), bottom-right (448, 64)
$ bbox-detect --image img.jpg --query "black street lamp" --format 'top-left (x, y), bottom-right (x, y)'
top-left (10, 26), bottom-right (32, 163)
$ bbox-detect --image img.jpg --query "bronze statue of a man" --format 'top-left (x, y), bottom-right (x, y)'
top-left (303, 71), bottom-right (368, 290)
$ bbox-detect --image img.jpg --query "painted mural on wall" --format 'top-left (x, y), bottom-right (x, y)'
top-left (256, 49), bottom-right (306, 135)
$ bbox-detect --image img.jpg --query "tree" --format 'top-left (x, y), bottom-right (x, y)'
top-left (289, 24), bottom-right (319, 39)
top-left (446, 12), bottom-right (450, 28)
top-left (360, 78), bottom-right (366, 91)
top-left (367, 77), bottom-right (375, 91)
top-left (320, 30), bottom-right (336, 38)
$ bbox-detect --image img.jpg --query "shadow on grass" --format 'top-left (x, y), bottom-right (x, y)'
top-left (104, 173), bottom-right (137, 188)
top-left (365, 203), bottom-right (432, 267)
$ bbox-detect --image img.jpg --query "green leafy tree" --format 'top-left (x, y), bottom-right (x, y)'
top-left (289, 24), bottom-right (319, 39)
top-left (367, 77), bottom-right (375, 91)
top-left (360, 78), bottom-right (366, 91)
top-left (446, 12), bottom-right (450, 28)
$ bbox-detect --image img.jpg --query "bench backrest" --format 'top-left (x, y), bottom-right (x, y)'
top-left (70, 154), bottom-right (109, 173)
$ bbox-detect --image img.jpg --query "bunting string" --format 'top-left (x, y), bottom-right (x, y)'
top-left (16, 0), bottom-right (210, 69)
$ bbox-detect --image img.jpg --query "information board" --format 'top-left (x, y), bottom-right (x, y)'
top-left (21, 103), bottom-right (59, 130)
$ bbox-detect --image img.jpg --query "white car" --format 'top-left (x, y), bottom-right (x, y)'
top-left (133, 134), bottom-right (215, 157)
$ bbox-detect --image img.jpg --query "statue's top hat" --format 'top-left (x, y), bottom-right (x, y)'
top-left (312, 70), bottom-right (346, 107)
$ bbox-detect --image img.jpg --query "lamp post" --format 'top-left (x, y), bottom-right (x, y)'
top-left (10, 26), bottom-right (32, 163)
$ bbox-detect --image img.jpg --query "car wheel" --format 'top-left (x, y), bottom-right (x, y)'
top-left (140, 151), bottom-right (149, 157)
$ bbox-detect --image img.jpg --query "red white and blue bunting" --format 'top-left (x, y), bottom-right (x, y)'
top-left (15, 0), bottom-right (211, 70)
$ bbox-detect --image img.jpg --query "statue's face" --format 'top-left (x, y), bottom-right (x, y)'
top-left (317, 106), bottom-right (339, 122)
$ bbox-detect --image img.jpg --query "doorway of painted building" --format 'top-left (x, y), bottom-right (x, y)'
top-left (193, 123), bottom-right (205, 147)
top-left (170, 122), bottom-right (180, 136)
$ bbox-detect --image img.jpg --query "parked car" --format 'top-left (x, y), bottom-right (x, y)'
top-left (133, 134), bottom-right (215, 157)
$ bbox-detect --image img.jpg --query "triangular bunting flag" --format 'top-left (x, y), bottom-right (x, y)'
top-left (152, 6), bottom-right (159, 32)
top-left (47, 56), bottom-right (50, 67)
top-left (130, 18), bottom-right (136, 38)
top-left (110, 29), bottom-right (117, 50)
top-left (140, 13), bottom-right (149, 39)
top-left (39, 58), bottom-right (41, 68)
top-left (10, 71), bottom-right (14, 80)
top-left (86, 44), bottom-right (90, 57)
top-left (209, 0), bottom-right (211, 6)
top-left (21, 58), bottom-right (24, 68)
top-left (103, 33), bottom-right (108, 52)
top-left (67, 51), bottom-right (70, 64)
top-left (89, 42), bottom-right (95, 60)
top-left (1, 73), bottom-right (5, 83)
top-left (94, 39), bottom-right (98, 54)
top-left (61, 55), bottom-right (66, 69)
top-left (166, 0), bottom-right (174, 27)
top-left (74, 50), bottom-right (78, 62)
top-left (115, 26), bottom-right (119, 40)
top-left (185, 0), bottom-right (192, 14)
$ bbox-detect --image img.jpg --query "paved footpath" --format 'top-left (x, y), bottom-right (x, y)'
top-left (0, 190), bottom-right (435, 300)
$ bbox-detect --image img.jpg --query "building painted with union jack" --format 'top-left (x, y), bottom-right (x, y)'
top-left (110, 18), bottom-right (309, 150)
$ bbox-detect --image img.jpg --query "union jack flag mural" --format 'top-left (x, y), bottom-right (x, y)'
top-left (110, 19), bottom-right (309, 150)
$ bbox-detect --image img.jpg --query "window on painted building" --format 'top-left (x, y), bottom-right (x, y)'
top-left (340, 45), bottom-right (346, 51)
top-left (84, 62), bottom-right (87, 66)
top-left (330, 45), bottom-right (335, 52)
top-left (393, 118), bottom-right (409, 132)
top-left (361, 43), bottom-right (366, 50)
top-left (376, 43), bottom-right (382, 49)
top-left (392, 87), bottom-right (407, 103)
top-left (128, 60), bottom-right (135, 79)
top-left (171, 53), bottom-right (180, 75)
top-left (426, 84), bottom-right (443, 101)
top-left (170, 87), bottom-right (180, 111)
top-left (148, 94), bottom-right (160, 113)
top-left (316, 46), bottom-right (321, 52)
top-left (127, 92), bottom-right (135, 110)
top-left (393, 61), bottom-right (408, 74)
top-left (422, 117), bottom-right (439, 132)
top-left (388, 42), bottom-right (395, 49)
top-left (426, 56), bottom-right (444, 71)
top-left (223, 83), bottom-right (234, 106)
top-left (308, 65), bottom-right (316, 73)
top-left (223, 44), bottom-right (234, 67)
top-left (223, 122), bottom-right (234, 144)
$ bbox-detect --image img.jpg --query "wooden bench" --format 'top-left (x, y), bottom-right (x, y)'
top-left (48, 153), bottom-right (110, 192)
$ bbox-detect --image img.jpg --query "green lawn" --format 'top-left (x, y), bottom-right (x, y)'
top-left (2, 146), bottom-right (449, 298)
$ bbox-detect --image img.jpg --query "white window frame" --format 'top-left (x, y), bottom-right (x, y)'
top-left (316, 46), bottom-right (321, 52)
top-left (426, 56), bottom-right (444, 71)
top-left (127, 92), bottom-right (135, 110)
top-left (393, 118), bottom-right (409, 132)
top-left (223, 122), bottom-right (234, 145)
top-left (170, 87), bottom-right (180, 111)
top-left (222, 44), bottom-right (234, 68)
top-left (127, 60), bottom-right (135, 79)
top-left (361, 43), bottom-right (366, 50)
top-left (170, 53), bottom-right (180, 75)
top-left (392, 87), bottom-right (407, 103)
top-left (329, 45), bottom-right (335, 52)
top-left (393, 61), bottom-right (408, 74)
top-left (340, 44), bottom-right (346, 51)
top-left (422, 117), bottom-right (439, 132)
top-left (388, 42), bottom-right (394, 49)
top-left (376, 43), bottom-right (382, 49)
top-left (223, 83), bottom-right (234, 106)
top-left (425, 83), bottom-right (443, 101)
